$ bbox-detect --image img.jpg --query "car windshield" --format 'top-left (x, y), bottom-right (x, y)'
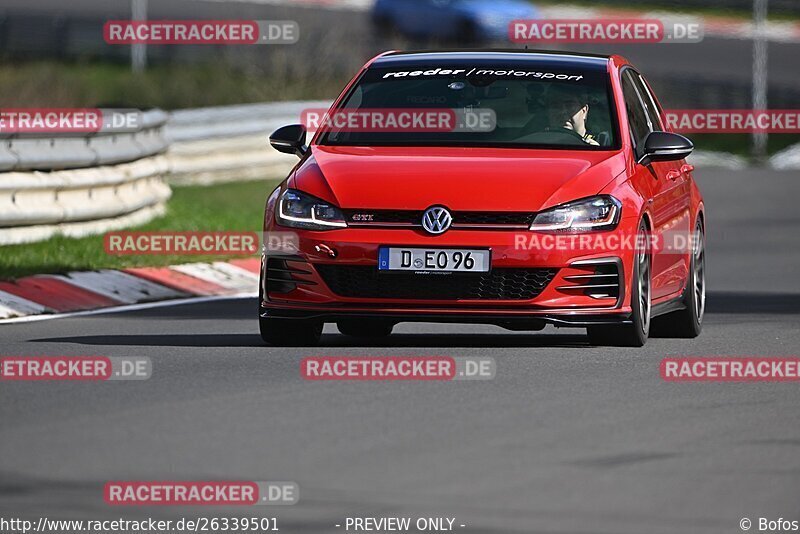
top-left (318, 64), bottom-right (619, 150)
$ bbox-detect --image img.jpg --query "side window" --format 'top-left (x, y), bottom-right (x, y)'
top-left (621, 70), bottom-right (650, 149)
top-left (632, 72), bottom-right (664, 131)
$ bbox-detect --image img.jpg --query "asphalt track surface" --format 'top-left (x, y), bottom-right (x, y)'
top-left (1, 168), bottom-right (799, 534)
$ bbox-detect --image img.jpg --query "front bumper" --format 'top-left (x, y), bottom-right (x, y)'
top-left (260, 306), bottom-right (632, 328)
top-left (260, 224), bottom-right (638, 325)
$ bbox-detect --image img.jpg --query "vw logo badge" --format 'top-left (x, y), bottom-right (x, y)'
top-left (422, 206), bottom-right (453, 235)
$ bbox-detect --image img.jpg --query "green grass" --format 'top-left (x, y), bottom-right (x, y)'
top-left (0, 179), bottom-right (280, 281)
top-left (0, 61), bottom-right (347, 109)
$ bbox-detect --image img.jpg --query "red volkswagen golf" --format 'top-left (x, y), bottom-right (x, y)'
top-left (260, 50), bottom-right (705, 347)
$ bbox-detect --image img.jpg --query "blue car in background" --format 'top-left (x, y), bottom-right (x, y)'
top-left (372, 0), bottom-right (539, 43)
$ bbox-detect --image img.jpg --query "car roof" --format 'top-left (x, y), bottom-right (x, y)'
top-left (372, 50), bottom-right (613, 71)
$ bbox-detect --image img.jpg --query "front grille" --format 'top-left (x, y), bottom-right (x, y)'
top-left (342, 209), bottom-right (533, 228)
top-left (315, 265), bottom-right (558, 300)
top-left (457, 212), bottom-right (535, 226)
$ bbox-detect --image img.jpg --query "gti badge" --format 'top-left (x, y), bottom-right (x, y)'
top-left (422, 206), bottom-right (452, 235)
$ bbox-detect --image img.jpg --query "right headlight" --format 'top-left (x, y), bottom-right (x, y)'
top-left (529, 196), bottom-right (621, 232)
top-left (276, 188), bottom-right (347, 231)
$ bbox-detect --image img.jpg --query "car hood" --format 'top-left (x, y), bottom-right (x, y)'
top-left (293, 145), bottom-right (626, 213)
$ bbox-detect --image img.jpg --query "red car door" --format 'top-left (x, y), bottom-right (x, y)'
top-left (621, 69), bottom-right (691, 301)
top-left (633, 71), bottom-right (692, 299)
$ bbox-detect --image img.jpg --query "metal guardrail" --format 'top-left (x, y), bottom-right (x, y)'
top-left (0, 110), bottom-right (171, 245)
top-left (0, 109), bottom-right (169, 172)
top-left (0, 101), bottom-right (329, 245)
top-left (163, 100), bottom-right (329, 185)
top-left (0, 159), bottom-right (171, 225)
top-left (165, 101), bottom-right (329, 142)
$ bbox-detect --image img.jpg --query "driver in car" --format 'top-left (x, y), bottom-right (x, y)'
top-left (544, 86), bottom-right (600, 146)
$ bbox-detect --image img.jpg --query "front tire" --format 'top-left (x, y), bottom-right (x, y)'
top-left (260, 316), bottom-right (322, 346)
top-left (587, 220), bottom-right (651, 347)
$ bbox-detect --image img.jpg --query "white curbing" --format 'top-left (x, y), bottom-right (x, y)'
top-left (0, 259), bottom-right (261, 321)
top-left (0, 292), bottom-right (256, 325)
top-left (207, 261), bottom-right (261, 282)
top-left (0, 290), bottom-right (51, 318)
top-left (51, 270), bottom-right (187, 304)
top-left (171, 262), bottom-right (260, 293)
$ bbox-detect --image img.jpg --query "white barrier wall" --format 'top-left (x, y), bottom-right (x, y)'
top-left (0, 111), bottom-right (171, 245)
top-left (163, 100), bottom-right (329, 185)
top-left (0, 101), bottom-right (330, 245)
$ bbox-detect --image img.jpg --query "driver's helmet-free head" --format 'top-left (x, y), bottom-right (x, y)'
top-left (543, 84), bottom-right (590, 125)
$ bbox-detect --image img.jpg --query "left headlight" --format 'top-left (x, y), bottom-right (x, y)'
top-left (276, 188), bottom-right (347, 231)
top-left (529, 196), bottom-right (621, 232)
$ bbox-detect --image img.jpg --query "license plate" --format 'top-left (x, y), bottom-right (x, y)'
top-left (378, 247), bottom-right (490, 273)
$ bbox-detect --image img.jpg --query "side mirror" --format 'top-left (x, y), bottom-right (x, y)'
top-left (638, 131), bottom-right (693, 166)
top-left (269, 124), bottom-right (308, 158)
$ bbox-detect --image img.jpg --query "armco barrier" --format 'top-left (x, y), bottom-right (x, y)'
top-left (0, 110), bottom-right (171, 246)
top-left (0, 102), bottom-right (327, 245)
top-left (166, 101), bottom-right (327, 142)
top-left (5, 109), bottom-right (168, 171)
top-left (163, 100), bottom-right (329, 185)
top-left (0, 136), bottom-right (17, 172)
top-left (0, 157), bottom-right (172, 245)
